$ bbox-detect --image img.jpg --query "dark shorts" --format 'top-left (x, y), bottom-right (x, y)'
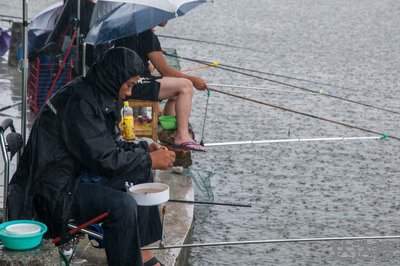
top-left (131, 79), bottom-right (160, 101)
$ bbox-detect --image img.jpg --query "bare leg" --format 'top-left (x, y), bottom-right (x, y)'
top-left (158, 77), bottom-right (193, 144)
top-left (163, 98), bottom-right (176, 116)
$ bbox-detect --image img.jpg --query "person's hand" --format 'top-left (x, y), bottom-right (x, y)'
top-left (149, 142), bottom-right (168, 152)
top-left (191, 76), bottom-right (208, 91)
top-left (150, 149), bottom-right (176, 170)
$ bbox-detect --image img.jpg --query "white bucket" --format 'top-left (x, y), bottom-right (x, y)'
top-left (128, 183), bottom-right (170, 206)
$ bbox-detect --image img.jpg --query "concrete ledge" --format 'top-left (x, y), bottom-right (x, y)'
top-left (153, 169), bottom-right (194, 266)
top-left (0, 240), bottom-right (59, 266)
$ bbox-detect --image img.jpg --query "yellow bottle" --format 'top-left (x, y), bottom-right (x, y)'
top-left (121, 101), bottom-right (135, 141)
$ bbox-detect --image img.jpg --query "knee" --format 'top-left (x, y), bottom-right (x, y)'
top-left (111, 194), bottom-right (138, 220)
top-left (121, 194), bottom-right (137, 214)
top-left (179, 78), bottom-right (194, 95)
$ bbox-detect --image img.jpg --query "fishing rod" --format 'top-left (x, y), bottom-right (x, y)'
top-left (181, 60), bottom-right (220, 73)
top-left (208, 87), bottom-right (400, 142)
top-left (142, 235), bottom-right (400, 250)
top-left (160, 36), bottom-right (381, 92)
top-left (68, 224), bottom-right (400, 250)
top-left (158, 34), bottom-right (269, 55)
top-left (124, 182), bottom-right (250, 207)
top-left (204, 136), bottom-right (385, 147)
top-left (164, 52), bottom-right (400, 115)
top-left (169, 199), bottom-right (251, 208)
top-left (208, 83), bottom-right (324, 95)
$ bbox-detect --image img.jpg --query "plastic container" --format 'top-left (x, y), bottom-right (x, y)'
top-left (5, 223), bottom-right (41, 235)
top-left (0, 220), bottom-right (48, 250)
top-left (129, 183), bottom-right (170, 206)
top-left (121, 101), bottom-right (135, 140)
top-left (159, 115), bottom-right (177, 130)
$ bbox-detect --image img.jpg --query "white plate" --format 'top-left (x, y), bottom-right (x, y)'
top-left (129, 183), bottom-right (169, 206)
top-left (5, 223), bottom-right (41, 235)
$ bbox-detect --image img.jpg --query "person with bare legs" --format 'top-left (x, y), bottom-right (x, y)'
top-left (115, 25), bottom-right (207, 152)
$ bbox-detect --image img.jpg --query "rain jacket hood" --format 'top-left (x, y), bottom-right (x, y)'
top-left (85, 47), bottom-right (145, 98)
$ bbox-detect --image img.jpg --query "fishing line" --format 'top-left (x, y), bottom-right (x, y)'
top-left (199, 89), bottom-right (210, 146)
top-left (164, 52), bottom-right (400, 115)
top-left (208, 87), bottom-right (400, 141)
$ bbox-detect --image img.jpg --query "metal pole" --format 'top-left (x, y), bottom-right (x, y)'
top-left (67, 224), bottom-right (103, 240)
top-left (204, 136), bottom-right (383, 147)
top-left (169, 199), bottom-right (251, 208)
top-left (53, 212), bottom-right (109, 245)
top-left (0, 132), bottom-right (9, 221)
top-left (159, 206), bottom-right (166, 248)
top-left (76, 0), bottom-right (81, 74)
top-left (82, 42), bottom-right (87, 76)
top-left (142, 235), bottom-right (400, 250)
top-left (21, 0), bottom-right (29, 145)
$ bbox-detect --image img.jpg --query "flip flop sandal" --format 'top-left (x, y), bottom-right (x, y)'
top-left (171, 141), bottom-right (206, 152)
top-left (144, 257), bottom-right (164, 266)
top-left (188, 123), bottom-right (196, 140)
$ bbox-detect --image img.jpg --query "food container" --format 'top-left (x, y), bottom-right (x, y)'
top-left (159, 115), bottom-right (177, 130)
top-left (0, 220), bottom-right (47, 250)
top-left (128, 183), bottom-right (170, 206)
top-left (5, 223), bottom-right (41, 235)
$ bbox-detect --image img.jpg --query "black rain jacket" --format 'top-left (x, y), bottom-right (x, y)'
top-left (8, 47), bottom-right (147, 237)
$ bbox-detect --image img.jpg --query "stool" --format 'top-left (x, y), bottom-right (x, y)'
top-left (127, 100), bottom-right (159, 141)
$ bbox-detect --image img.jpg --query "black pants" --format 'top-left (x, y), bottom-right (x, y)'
top-left (131, 79), bottom-right (160, 101)
top-left (72, 183), bottom-right (162, 266)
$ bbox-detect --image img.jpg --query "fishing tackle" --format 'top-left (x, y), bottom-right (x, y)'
top-left (142, 235), bottom-right (400, 250)
top-left (209, 87), bottom-right (400, 141)
top-left (164, 52), bottom-right (400, 115)
top-left (204, 136), bottom-right (385, 147)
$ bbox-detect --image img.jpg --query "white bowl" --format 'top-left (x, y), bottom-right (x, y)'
top-left (5, 223), bottom-right (41, 236)
top-left (128, 183), bottom-right (169, 206)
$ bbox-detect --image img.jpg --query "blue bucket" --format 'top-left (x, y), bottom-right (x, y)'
top-left (0, 220), bottom-right (48, 250)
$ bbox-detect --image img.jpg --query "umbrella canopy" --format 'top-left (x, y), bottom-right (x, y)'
top-left (0, 28), bottom-right (11, 56)
top-left (28, 1), bottom-right (63, 53)
top-left (85, 0), bottom-right (206, 45)
top-left (29, 2), bottom-right (63, 32)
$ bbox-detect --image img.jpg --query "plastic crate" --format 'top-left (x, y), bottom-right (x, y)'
top-left (28, 54), bottom-right (73, 114)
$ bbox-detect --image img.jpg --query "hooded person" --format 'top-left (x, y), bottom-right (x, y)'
top-left (8, 47), bottom-right (175, 266)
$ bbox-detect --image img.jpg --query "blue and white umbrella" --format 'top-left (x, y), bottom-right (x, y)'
top-left (85, 0), bottom-right (206, 45)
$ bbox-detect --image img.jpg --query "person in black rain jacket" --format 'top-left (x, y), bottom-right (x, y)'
top-left (8, 47), bottom-right (175, 266)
